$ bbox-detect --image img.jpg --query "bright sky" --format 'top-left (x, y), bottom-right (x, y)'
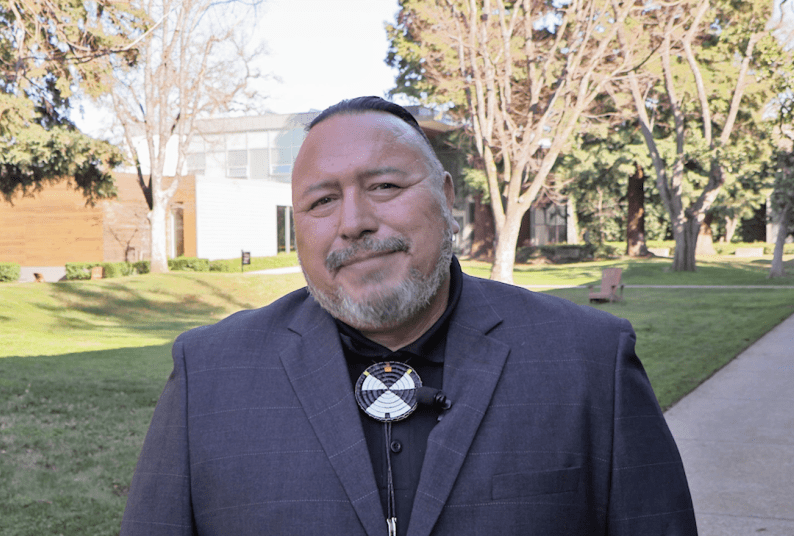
top-left (255, 0), bottom-right (402, 113)
top-left (72, 0), bottom-right (402, 136)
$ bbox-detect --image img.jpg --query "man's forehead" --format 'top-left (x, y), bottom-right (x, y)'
top-left (304, 111), bottom-right (419, 144)
top-left (292, 112), bottom-right (426, 184)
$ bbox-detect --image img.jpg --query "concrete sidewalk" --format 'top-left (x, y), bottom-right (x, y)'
top-left (664, 312), bottom-right (794, 535)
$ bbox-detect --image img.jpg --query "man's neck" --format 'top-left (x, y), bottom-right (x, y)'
top-left (358, 277), bottom-right (451, 351)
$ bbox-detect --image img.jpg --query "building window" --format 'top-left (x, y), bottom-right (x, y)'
top-left (270, 129), bottom-right (305, 176)
top-left (227, 149), bottom-right (248, 178)
top-left (532, 202), bottom-right (567, 245)
top-left (186, 153), bottom-right (205, 174)
top-left (277, 205), bottom-right (295, 253)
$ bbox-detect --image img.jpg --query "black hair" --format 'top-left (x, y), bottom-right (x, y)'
top-left (307, 96), bottom-right (432, 147)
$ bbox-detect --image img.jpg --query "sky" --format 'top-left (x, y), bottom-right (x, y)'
top-left (255, 0), bottom-right (402, 113)
top-left (72, 0), bottom-right (403, 136)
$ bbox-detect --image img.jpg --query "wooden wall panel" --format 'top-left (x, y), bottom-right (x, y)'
top-left (0, 182), bottom-right (104, 265)
top-left (0, 173), bottom-right (196, 266)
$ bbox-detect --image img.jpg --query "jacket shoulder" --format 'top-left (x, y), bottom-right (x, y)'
top-left (174, 286), bottom-right (312, 350)
top-left (462, 273), bottom-right (630, 332)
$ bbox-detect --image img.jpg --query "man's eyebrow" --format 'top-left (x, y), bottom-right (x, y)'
top-left (358, 167), bottom-right (407, 180)
top-left (303, 180), bottom-right (338, 194)
top-left (302, 168), bottom-right (407, 194)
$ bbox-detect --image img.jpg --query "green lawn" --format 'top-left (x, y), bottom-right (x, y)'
top-left (1, 257), bottom-right (793, 535)
top-left (463, 255), bottom-right (794, 287)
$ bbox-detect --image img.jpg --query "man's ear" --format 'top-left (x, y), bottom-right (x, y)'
top-left (443, 172), bottom-right (461, 234)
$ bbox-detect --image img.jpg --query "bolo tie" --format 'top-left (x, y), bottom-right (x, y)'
top-left (354, 361), bottom-right (451, 536)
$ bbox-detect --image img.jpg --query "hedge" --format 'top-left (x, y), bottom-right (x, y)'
top-left (514, 243), bottom-right (615, 264)
top-left (65, 262), bottom-right (137, 280)
top-left (168, 257), bottom-right (210, 272)
top-left (209, 260), bottom-right (234, 272)
top-left (0, 262), bottom-right (20, 282)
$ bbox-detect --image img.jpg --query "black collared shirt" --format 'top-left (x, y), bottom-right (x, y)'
top-left (336, 256), bottom-right (463, 536)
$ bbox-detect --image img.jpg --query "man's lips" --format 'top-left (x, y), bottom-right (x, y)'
top-left (325, 236), bottom-right (411, 272)
top-left (335, 250), bottom-right (398, 271)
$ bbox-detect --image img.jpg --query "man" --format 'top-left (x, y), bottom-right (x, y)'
top-left (121, 97), bottom-right (697, 535)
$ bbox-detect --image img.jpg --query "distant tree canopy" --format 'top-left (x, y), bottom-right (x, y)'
top-left (0, 0), bottom-right (146, 204)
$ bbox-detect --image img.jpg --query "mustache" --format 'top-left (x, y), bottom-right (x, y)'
top-left (325, 236), bottom-right (411, 272)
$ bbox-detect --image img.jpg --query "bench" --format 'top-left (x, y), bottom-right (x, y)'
top-left (648, 247), bottom-right (670, 257)
top-left (734, 247), bottom-right (764, 257)
top-left (588, 267), bottom-right (624, 303)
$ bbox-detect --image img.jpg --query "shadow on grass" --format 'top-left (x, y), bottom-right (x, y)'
top-left (0, 345), bottom-right (174, 536)
top-left (37, 275), bottom-right (254, 338)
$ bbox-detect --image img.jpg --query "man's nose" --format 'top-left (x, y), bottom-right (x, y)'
top-left (338, 191), bottom-right (378, 240)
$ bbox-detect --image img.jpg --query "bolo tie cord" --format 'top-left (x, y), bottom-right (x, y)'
top-left (384, 422), bottom-right (397, 536)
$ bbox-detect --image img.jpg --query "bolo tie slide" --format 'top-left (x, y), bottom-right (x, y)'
top-left (354, 361), bottom-right (452, 536)
top-left (355, 361), bottom-right (422, 536)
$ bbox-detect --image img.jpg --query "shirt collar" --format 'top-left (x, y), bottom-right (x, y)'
top-left (336, 255), bottom-right (463, 363)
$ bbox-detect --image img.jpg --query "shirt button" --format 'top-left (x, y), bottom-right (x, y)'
top-left (390, 440), bottom-right (403, 453)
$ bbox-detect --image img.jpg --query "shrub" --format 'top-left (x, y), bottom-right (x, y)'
top-left (101, 262), bottom-right (133, 278)
top-left (209, 260), bottom-right (234, 272)
top-left (168, 257), bottom-right (210, 272)
top-left (515, 244), bottom-right (597, 264)
top-left (66, 262), bottom-right (136, 280)
top-left (65, 262), bottom-right (96, 280)
top-left (0, 262), bottom-right (20, 282)
top-left (132, 260), bottom-right (150, 274)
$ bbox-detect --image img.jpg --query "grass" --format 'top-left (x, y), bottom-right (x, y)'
top-left (0, 346), bottom-right (173, 536)
top-left (542, 287), bottom-right (794, 409)
top-left (462, 255), bottom-right (794, 287)
top-left (209, 251), bottom-right (300, 273)
top-left (1, 256), bottom-right (793, 535)
top-left (0, 271), bottom-right (306, 357)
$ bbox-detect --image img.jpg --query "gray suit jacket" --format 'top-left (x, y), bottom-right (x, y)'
top-left (121, 274), bottom-right (696, 535)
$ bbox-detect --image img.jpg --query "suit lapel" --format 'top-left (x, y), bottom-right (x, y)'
top-left (279, 298), bottom-right (384, 536)
top-left (408, 276), bottom-right (510, 536)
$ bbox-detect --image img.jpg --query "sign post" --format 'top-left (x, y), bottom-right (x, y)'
top-left (241, 250), bottom-right (251, 272)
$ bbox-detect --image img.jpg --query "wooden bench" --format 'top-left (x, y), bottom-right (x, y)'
top-left (734, 247), bottom-right (764, 257)
top-left (588, 267), bottom-right (624, 303)
top-left (647, 247), bottom-right (670, 257)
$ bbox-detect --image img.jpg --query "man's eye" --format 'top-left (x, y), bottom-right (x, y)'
top-left (374, 183), bottom-right (399, 190)
top-left (310, 197), bottom-right (333, 210)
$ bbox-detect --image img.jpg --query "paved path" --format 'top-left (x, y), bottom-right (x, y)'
top-left (664, 313), bottom-right (794, 535)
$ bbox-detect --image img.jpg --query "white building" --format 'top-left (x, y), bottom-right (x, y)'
top-left (183, 112), bottom-right (318, 260)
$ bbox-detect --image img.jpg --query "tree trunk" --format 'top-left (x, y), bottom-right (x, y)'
top-left (673, 217), bottom-right (699, 271)
top-left (149, 200), bottom-right (169, 273)
top-left (724, 215), bottom-right (739, 243)
top-left (769, 200), bottom-right (790, 278)
top-left (490, 206), bottom-right (526, 284)
top-left (696, 212), bottom-right (717, 256)
top-left (626, 162), bottom-right (648, 257)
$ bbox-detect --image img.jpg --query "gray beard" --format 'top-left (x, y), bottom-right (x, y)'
top-left (303, 228), bottom-right (454, 331)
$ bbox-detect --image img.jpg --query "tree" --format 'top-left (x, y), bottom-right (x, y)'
top-left (101, 0), bottom-right (263, 273)
top-left (557, 123), bottom-right (671, 249)
top-left (769, 146), bottom-right (794, 277)
top-left (388, 0), bottom-right (640, 283)
top-left (621, 0), bottom-right (781, 271)
top-left (0, 0), bottom-right (144, 203)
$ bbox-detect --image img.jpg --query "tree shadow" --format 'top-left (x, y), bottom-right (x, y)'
top-left (36, 276), bottom-right (255, 339)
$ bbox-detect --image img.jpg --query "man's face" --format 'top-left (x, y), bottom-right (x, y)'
top-left (291, 112), bottom-right (458, 332)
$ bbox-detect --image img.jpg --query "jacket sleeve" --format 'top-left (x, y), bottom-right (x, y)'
top-left (120, 338), bottom-right (197, 536)
top-left (607, 323), bottom-right (698, 535)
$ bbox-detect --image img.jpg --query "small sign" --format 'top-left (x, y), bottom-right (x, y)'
top-left (241, 250), bottom-right (251, 272)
